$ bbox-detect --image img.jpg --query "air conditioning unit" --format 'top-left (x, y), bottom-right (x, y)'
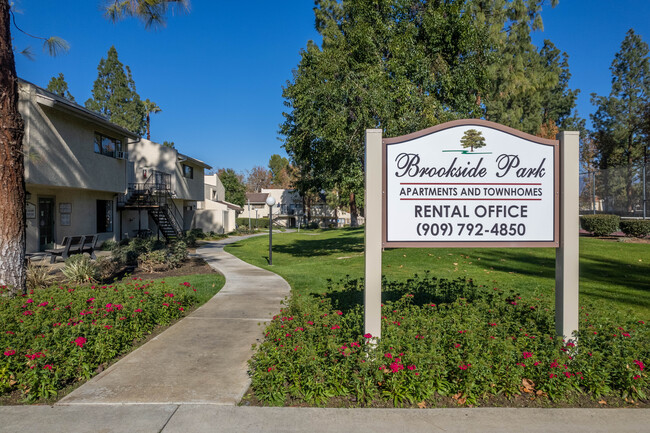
top-left (116, 151), bottom-right (128, 160)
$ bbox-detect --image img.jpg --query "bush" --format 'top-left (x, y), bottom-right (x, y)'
top-left (237, 217), bottom-right (269, 229)
top-left (26, 263), bottom-right (54, 290)
top-left (248, 275), bottom-right (649, 407)
top-left (580, 214), bottom-right (620, 236)
top-left (62, 255), bottom-right (98, 284)
top-left (620, 220), bottom-right (650, 238)
top-left (100, 240), bottom-right (117, 251)
top-left (95, 257), bottom-right (122, 281)
top-left (301, 222), bottom-right (319, 230)
top-left (0, 279), bottom-right (198, 401)
top-left (111, 237), bottom-right (165, 266)
top-left (187, 228), bottom-right (206, 239)
top-left (138, 250), bottom-right (168, 273)
top-left (168, 241), bottom-right (188, 269)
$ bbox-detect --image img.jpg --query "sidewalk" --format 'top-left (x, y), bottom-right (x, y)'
top-left (58, 235), bottom-right (290, 405)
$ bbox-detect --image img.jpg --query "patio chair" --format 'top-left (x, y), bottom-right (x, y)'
top-left (81, 234), bottom-right (99, 259)
top-left (45, 236), bottom-right (83, 263)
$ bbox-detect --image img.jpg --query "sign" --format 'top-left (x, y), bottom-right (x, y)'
top-left (383, 119), bottom-right (558, 248)
top-left (26, 202), bottom-right (36, 219)
top-left (59, 203), bottom-right (72, 214)
top-left (364, 122), bottom-right (579, 342)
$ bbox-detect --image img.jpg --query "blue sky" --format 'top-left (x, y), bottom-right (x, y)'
top-left (12, 1), bottom-right (650, 174)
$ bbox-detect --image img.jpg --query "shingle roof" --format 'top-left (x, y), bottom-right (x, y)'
top-left (245, 192), bottom-right (269, 204)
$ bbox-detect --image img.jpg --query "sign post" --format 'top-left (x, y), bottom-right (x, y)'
top-left (364, 120), bottom-right (579, 341)
top-left (365, 129), bottom-right (383, 340)
top-left (556, 131), bottom-right (580, 340)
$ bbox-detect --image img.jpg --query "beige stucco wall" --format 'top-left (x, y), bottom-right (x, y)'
top-left (20, 86), bottom-right (128, 193)
top-left (192, 207), bottom-right (237, 234)
top-left (26, 185), bottom-right (118, 253)
top-left (204, 174), bottom-right (226, 203)
top-left (129, 139), bottom-right (205, 201)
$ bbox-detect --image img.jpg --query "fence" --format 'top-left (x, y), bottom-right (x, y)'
top-left (580, 162), bottom-right (648, 218)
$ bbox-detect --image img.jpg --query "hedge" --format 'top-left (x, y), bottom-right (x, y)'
top-left (620, 220), bottom-right (650, 238)
top-left (580, 214), bottom-right (620, 237)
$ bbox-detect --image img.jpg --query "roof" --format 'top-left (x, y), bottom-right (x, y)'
top-left (20, 78), bottom-right (139, 139)
top-left (178, 153), bottom-right (212, 170)
top-left (246, 192), bottom-right (269, 204)
top-left (217, 200), bottom-right (243, 212)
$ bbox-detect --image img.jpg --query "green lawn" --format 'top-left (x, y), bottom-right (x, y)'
top-left (138, 273), bottom-right (226, 305)
top-left (225, 227), bottom-right (650, 319)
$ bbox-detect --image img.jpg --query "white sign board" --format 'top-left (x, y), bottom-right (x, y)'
top-left (383, 120), bottom-right (558, 247)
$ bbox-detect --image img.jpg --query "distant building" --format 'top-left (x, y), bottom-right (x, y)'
top-left (193, 174), bottom-right (242, 234)
top-left (240, 188), bottom-right (362, 228)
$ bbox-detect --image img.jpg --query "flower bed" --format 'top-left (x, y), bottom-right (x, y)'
top-left (248, 275), bottom-right (649, 406)
top-left (0, 278), bottom-right (198, 401)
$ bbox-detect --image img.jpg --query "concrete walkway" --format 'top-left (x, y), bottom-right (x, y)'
top-left (58, 235), bottom-right (290, 405)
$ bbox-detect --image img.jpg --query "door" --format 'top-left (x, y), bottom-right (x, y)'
top-left (38, 197), bottom-right (55, 251)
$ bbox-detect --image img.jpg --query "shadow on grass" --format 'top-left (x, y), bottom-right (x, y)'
top-left (273, 234), bottom-right (363, 257)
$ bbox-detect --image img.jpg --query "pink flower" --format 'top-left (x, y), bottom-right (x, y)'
top-left (633, 375), bottom-right (641, 380)
top-left (22, 310), bottom-right (33, 316)
top-left (104, 325), bottom-right (112, 330)
top-left (336, 311), bottom-right (343, 316)
top-left (390, 361), bottom-right (404, 373)
top-left (454, 344), bottom-right (461, 348)
top-left (331, 325), bottom-right (340, 330)
top-left (43, 364), bottom-right (53, 370)
top-left (73, 337), bottom-right (87, 348)
top-left (522, 352), bottom-right (533, 359)
top-left (407, 365), bottom-right (416, 371)
top-left (634, 360), bottom-right (644, 371)
top-left (26, 299), bottom-right (33, 303)
top-left (459, 364), bottom-right (470, 370)
top-left (549, 373), bottom-right (557, 378)
top-left (364, 333), bottom-right (372, 338)
top-left (307, 321), bottom-right (314, 325)
top-left (3, 350), bottom-right (16, 356)
top-left (385, 353), bottom-right (393, 358)
top-left (163, 303), bottom-right (169, 306)
top-left (350, 342), bottom-right (361, 348)
top-left (87, 298), bottom-right (95, 303)
top-left (178, 307), bottom-right (184, 311)
top-left (165, 293), bottom-right (175, 297)
top-left (134, 308), bottom-right (143, 313)
top-left (38, 302), bottom-right (48, 307)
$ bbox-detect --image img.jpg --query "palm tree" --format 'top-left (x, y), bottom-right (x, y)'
top-left (144, 99), bottom-right (162, 140)
top-left (0, 0), bottom-right (189, 295)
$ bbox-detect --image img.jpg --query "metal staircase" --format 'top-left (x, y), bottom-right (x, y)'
top-left (118, 172), bottom-right (184, 241)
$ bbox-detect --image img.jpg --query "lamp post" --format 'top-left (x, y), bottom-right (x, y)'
top-left (248, 199), bottom-right (251, 230)
top-left (266, 196), bottom-right (276, 265)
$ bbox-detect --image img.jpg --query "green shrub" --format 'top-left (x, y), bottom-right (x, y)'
top-left (138, 250), bottom-right (168, 273)
top-left (95, 256), bottom-right (122, 281)
top-left (187, 228), bottom-right (206, 239)
top-left (168, 241), bottom-right (188, 269)
top-left (26, 263), bottom-right (54, 290)
top-left (580, 214), bottom-right (620, 236)
top-left (237, 217), bottom-right (269, 229)
top-left (62, 255), bottom-right (98, 284)
top-left (620, 220), bottom-right (650, 238)
top-left (248, 275), bottom-right (649, 407)
top-left (100, 240), bottom-right (117, 251)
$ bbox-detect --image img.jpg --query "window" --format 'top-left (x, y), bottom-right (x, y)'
top-left (94, 132), bottom-right (122, 158)
top-left (183, 164), bottom-right (194, 179)
top-left (97, 200), bottom-right (113, 233)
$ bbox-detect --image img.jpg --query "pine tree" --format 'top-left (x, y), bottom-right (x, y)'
top-left (85, 46), bottom-right (146, 136)
top-left (46, 72), bottom-right (75, 102)
top-left (591, 29), bottom-right (650, 211)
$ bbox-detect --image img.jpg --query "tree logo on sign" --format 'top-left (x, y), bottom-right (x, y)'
top-left (460, 129), bottom-right (486, 152)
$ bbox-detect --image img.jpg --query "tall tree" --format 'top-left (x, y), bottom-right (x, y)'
top-left (0, 0), bottom-right (188, 295)
top-left (46, 72), bottom-right (75, 102)
top-left (281, 0), bottom-right (571, 226)
top-left (86, 46), bottom-right (147, 136)
top-left (246, 166), bottom-right (272, 192)
top-left (143, 98), bottom-right (162, 140)
top-left (591, 29), bottom-right (650, 211)
top-left (268, 154), bottom-right (294, 188)
top-left (218, 168), bottom-right (246, 207)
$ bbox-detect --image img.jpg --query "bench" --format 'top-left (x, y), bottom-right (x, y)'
top-left (81, 234), bottom-right (99, 259)
top-left (44, 235), bottom-right (84, 263)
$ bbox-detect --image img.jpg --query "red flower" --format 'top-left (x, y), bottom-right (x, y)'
top-left (43, 364), bottom-right (53, 370)
top-left (22, 310), bottom-right (33, 316)
top-left (73, 337), bottom-right (87, 348)
top-left (364, 333), bottom-right (372, 339)
top-left (134, 308), bottom-right (143, 313)
top-left (38, 302), bottom-right (48, 307)
top-left (385, 353), bottom-right (393, 359)
top-left (459, 364), bottom-right (470, 370)
top-left (3, 350), bottom-right (15, 356)
top-left (454, 344), bottom-right (461, 348)
top-left (633, 375), bottom-right (641, 380)
top-left (178, 307), bottom-right (184, 311)
top-left (331, 325), bottom-right (340, 330)
top-left (26, 299), bottom-right (33, 303)
top-left (407, 365), bottom-right (416, 371)
top-left (522, 352), bottom-right (533, 359)
top-left (634, 360), bottom-right (644, 371)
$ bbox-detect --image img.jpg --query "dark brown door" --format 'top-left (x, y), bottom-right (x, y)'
top-left (38, 197), bottom-right (55, 250)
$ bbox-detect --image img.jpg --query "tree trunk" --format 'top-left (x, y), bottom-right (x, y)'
top-left (146, 112), bottom-right (150, 140)
top-left (349, 192), bottom-right (358, 227)
top-left (0, 0), bottom-right (27, 295)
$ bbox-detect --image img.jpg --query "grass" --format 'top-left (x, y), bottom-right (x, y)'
top-left (136, 273), bottom-right (226, 305)
top-left (225, 227), bottom-right (650, 319)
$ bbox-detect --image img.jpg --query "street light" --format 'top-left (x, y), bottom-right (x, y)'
top-left (266, 196), bottom-right (276, 265)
